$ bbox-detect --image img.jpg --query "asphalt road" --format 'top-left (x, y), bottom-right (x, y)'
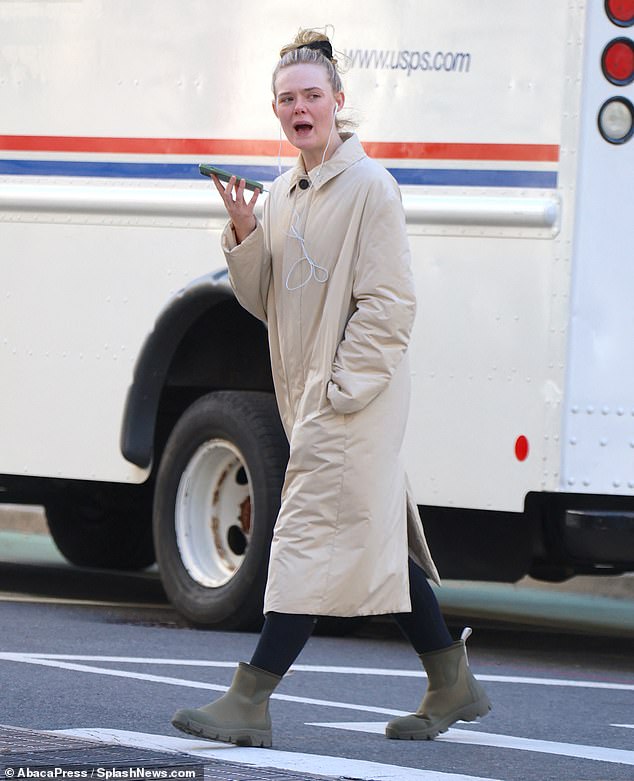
top-left (1, 597), bottom-right (633, 781)
top-left (1, 514), bottom-right (633, 781)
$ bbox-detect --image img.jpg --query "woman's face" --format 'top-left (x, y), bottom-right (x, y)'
top-left (273, 63), bottom-right (344, 168)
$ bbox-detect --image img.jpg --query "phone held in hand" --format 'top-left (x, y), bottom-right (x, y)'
top-left (199, 164), bottom-right (264, 192)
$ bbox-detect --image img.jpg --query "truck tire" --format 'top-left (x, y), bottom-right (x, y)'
top-left (45, 484), bottom-right (155, 570)
top-left (153, 390), bottom-right (289, 629)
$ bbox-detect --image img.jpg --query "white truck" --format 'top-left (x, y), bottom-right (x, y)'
top-left (1, 1), bottom-right (633, 627)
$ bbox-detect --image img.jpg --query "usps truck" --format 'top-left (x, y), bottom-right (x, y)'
top-left (1, 1), bottom-right (633, 627)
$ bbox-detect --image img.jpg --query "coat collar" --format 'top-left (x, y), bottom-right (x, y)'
top-left (287, 133), bottom-right (367, 193)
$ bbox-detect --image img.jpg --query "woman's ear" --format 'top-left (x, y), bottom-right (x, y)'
top-left (335, 92), bottom-right (345, 113)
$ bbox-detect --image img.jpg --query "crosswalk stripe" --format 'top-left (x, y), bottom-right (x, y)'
top-left (56, 728), bottom-right (501, 781)
top-left (308, 721), bottom-right (634, 766)
top-left (3, 652), bottom-right (633, 691)
top-left (0, 653), bottom-right (408, 716)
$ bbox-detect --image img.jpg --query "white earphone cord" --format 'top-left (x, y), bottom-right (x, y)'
top-left (284, 104), bottom-right (338, 291)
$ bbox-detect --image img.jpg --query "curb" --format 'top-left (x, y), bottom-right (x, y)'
top-left (433, 580), bottom-right (634, 638)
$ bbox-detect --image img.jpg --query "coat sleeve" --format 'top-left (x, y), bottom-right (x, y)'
top-left (327, 177), bottom-right (416, 415)
top-left (221, 206), bottom-right (272, 323)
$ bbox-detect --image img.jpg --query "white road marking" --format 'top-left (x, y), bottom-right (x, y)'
top-left (55, 727), bottom-right (501, 781)
top-left (5, 653), bottom-right (634, 691)
top-left (309, 721), bottom-right (634, 766)
top-left (2, 652), bottom-right (631, 774)
top-left (0, 653), bottom-right (406, 716)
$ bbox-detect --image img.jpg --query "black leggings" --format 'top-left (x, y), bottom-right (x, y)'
top-left (249, 558), bottom-right (453, 677)
top-left (392, 557), bottom-right (454, 654)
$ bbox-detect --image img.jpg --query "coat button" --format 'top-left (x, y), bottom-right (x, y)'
top-left (299, 178), bottom-right (310, 190)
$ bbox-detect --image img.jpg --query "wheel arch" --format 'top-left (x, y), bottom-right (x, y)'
top-left (120, 269), bottom-right (273, 470)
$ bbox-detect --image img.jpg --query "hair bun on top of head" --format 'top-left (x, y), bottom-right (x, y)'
top-left (296, 40), bottom-right (333, 61)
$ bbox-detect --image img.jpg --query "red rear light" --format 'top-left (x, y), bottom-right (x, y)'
top-left (601, 37), bottom-right (634, 85)
top-left (605, 0), bottom-right (634, 27)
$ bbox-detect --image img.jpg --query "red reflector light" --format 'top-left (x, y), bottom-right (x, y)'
top-left (602, 38), bottom-right (634, 85)
top-left (514, 436), bottom-right (529, 462)
top-left (605, 0), bottom-right (634, 27)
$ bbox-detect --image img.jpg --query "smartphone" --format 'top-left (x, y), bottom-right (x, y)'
top-left (199, 164), bottom-right (263, 192)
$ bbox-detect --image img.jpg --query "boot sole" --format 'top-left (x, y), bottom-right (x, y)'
top-left (171, 715), bottom-right (272, 748)
top-left (385, 695), bottom-right (492, 741)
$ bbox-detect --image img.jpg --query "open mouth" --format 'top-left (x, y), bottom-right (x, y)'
top-left (293, 122), bottom-right (313, 135)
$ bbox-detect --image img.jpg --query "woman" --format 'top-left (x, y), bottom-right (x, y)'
top-left (171, 28), bottom-right (490, 747)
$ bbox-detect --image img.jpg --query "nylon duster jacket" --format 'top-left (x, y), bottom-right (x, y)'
top-left (222, 133), bottom-right (439, 617)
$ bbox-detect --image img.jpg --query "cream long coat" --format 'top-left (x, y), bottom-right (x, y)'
top-left (222, 134), bottom-right (439, 617)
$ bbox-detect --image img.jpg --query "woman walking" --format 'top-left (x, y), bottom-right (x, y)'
top-left (171, 28), bottom-right (491, 747)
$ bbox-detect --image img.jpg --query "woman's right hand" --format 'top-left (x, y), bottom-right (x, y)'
top-left (211, 174), bottom-right (260, 244)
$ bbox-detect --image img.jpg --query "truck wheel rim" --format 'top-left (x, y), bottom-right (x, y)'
top-left (175, 439), bottom-right (253, 588)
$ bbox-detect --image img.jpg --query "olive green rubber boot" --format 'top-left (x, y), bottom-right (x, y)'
top-left (386, 627), bottom-right (491, 740)
top-left (171, 662), bottom-right (282, 747)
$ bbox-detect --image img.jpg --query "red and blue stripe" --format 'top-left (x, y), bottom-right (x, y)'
top-left (0, 136), bottom-right (559, 188)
